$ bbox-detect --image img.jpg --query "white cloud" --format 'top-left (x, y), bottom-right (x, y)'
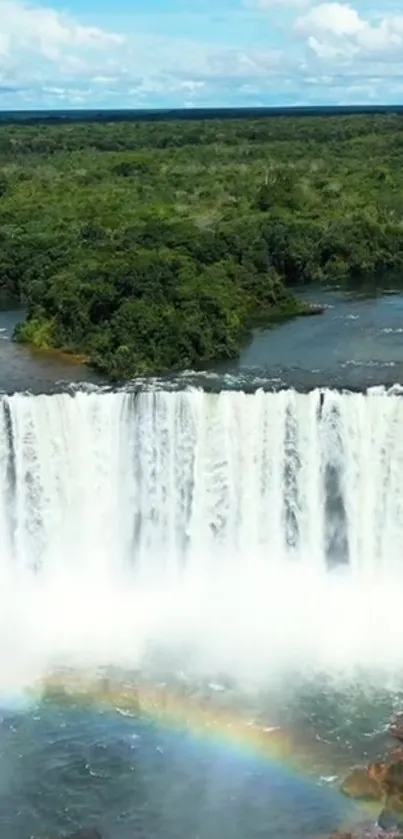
top-left (177, 80), bottom-right (205, 92)
top-left (296, 2), bottom-right (403, 56)
top-left (0, 0), bottom-right (124, 71)
top-left (0, 0), bottom-right (286, 102)
top-left (288, 0), bottom-right (403, 105)
top-left (357, 16), bottom-right (402, 51)
top-left (0, 0), bottom-right (124, 49)
top-left (0, 0), bottom-right (403, 108)
top-left (252, 0), bottom-right (308, 7)
top-left (295, 3), bottom-right (365, 37)
top-left (307, 35), bottom-right (351, 58)
top-left (0, 33), bottom-right (10, 56)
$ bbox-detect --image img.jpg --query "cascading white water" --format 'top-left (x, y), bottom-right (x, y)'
top-left (1, 386), bottom-right (403, 688)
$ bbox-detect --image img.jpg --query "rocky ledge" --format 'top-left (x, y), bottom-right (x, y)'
top-left (330, 714), bottom-right (403, 838)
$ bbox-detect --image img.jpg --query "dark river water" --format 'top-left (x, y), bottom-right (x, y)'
top-left (209, 287), bottom-right (403, 391)
top-left (1, 291), bottom-right (403, 839)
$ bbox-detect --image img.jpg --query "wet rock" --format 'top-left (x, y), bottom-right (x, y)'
top-left (389, 714), bottom-right (403, 742)
top-left (329, 833), bottom-right (355, 839)
top-left (329, 822), bottom-right (402, 839)
top-left (367, 761), bottom-right (403, 832)
top-left (388, 749), bottom-right (403, 764)
top-left (378, 807), bottom-right (403, 833)
top-left (340, 766), bottom-right (383, 800)
top-left (368, 763), bottom-right (390, 787)
top-left (380, 796), bottom-right (403, 827)
top-left (368, 761), bottom-right (403, 797)
top-left (307, 303), bottom-right (326, 316)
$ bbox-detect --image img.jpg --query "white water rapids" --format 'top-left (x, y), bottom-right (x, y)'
top-left (1, 386), bottom-right (403, 691)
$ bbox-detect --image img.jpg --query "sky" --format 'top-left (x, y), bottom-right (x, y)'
top-left (0, 0), bottom-right (402, 109)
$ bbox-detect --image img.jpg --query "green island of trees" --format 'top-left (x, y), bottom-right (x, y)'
top-left (0, 112), bottom-right (402, 379)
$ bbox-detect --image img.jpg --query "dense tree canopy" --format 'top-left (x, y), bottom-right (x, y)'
top-left (0, 113), bottom-right (402, 378)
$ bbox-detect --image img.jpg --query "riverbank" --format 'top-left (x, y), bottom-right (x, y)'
top-left (0, 308), bottom-right (102, 393)
top-left (14, 295), bottom-right (315, 380)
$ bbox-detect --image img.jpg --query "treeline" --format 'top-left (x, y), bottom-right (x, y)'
top-left (0, 112), bottom-right (401, 153)
top-left (0, 114), bottom-right (402, 377)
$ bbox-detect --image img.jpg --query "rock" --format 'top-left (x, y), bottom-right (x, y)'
top-left (308, 303), bottom-right (327, 315)
top-left (328, 821), bottom-right (397, 839)
top-left (389, 714), bottom-right (403, 742)
top-left (388, 749), bottom-right (403, 764)
top-left (340, 766), bottom-right (383, 800)
top-left (332, 717), bottom-right (403, 839)
top-left (328, 833), bottom-right (354, 839)
top-left (378, 807), bottom-right (403, 832)
top-left (368, 761), bottom-right (403, 797)
top-left (328, 822), bottom-right (403, 839)
top-left (367, 762), bottom-right (403, 832)
top-left (368, 763), bottom-right (390, 787)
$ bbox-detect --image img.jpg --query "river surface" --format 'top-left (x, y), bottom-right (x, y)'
top-left (212, 287), bottom-right (403, 391)
top-left (0, 309), bottom-right (102, 394)
top-left (1, 290), bottom-right (403, 839)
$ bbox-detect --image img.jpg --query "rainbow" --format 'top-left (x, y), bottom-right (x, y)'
top-left (38, 670), bottom-right (313, 771)
top-left (38, 671), bottom-right (374, 785)
top-left (23, 669), bottom-right (381, 834)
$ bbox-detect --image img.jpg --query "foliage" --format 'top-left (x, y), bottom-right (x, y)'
top-left (1, 113), bottom-right (403, 377)
top-left (14, 315), bottom-right (56, 350)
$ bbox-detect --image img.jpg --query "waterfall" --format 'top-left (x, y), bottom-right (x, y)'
top-left (1, 386), bottom-right (403, 685)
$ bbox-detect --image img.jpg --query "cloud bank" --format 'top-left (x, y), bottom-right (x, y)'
top-left (0, 0), bottom-right (401, 108)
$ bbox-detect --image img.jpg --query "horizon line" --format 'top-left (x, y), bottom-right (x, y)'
top-left (0, 103), bottom-right (402, 124)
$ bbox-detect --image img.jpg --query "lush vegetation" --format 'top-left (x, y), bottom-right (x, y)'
top-left (0, 113), bottom-right (402, 378)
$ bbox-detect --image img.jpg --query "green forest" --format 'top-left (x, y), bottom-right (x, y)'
top-left (0, 113), bottom-right (402, 379)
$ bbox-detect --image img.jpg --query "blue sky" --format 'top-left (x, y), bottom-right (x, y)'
top-left (0, 0), bottom-right (402, 108)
